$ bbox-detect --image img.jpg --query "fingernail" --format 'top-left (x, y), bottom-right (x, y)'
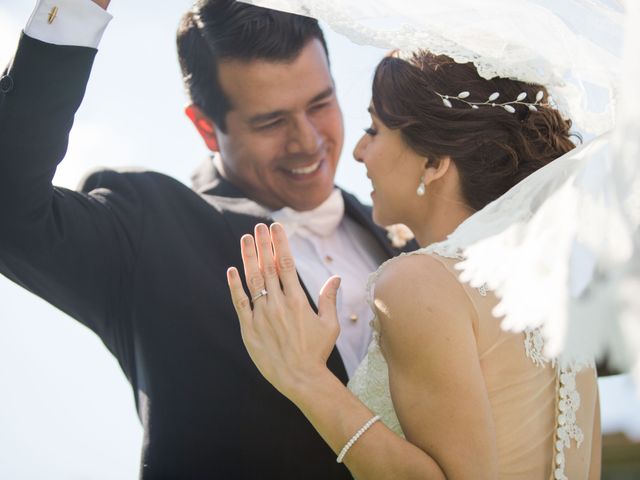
top-left (334, 276), bottom-right (342, 289)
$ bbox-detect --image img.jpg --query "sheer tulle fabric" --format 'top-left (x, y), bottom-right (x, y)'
top-left (241, 0), bottom-right (623, 136)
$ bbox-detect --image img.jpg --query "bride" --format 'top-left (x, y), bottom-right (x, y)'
top-left (227, 49), bottom-right (600, 478)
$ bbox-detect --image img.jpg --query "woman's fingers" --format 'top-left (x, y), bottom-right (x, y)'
top-left (318, 275), bottom-right (341, 321)
top-left (240, 234), bottom-right (268, 305)
top-left (227, 265), bottom-right (280, 381)
top-left (229, 225), bottom-right (336, 396)
top-left (254, 223), bottom-right (282, 298)
top-left (227, 267), bottom-right (253, 328)
top-left (271, 223), bottom-right (305, 296)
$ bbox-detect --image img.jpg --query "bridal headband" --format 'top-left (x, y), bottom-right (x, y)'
top-left (435, 90), bottom-right (551, 113)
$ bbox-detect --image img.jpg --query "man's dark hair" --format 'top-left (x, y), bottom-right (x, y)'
top-left (177, 0), bottom-right (329, 132)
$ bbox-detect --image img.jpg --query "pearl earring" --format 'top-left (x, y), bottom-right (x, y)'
top-left (416, 176), bottom-right (426, 197)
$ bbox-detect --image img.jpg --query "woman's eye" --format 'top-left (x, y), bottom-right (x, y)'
top-left (364, 127), bottom-right (378, 136)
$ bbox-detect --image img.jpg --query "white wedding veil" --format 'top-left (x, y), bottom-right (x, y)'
top-left (241, 0), bottom-right (623, 136)
top-left (240, 0), bottom-right (640, 383)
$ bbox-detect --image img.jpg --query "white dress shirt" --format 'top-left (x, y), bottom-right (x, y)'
top-left (290, 220), bottom-right (385, 377)
top-left (25, 0), bottom-right (112, 48)
top-left (270, 190), bottom-right (386, 377)
top-left (213, 179), bottom-right (387, 378)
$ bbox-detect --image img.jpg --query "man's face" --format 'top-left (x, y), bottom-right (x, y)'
top-left (214, 39), bottom-right (344, 211)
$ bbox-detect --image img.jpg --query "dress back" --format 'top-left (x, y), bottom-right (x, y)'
top-left (349, 252), bottom-right (600, 479)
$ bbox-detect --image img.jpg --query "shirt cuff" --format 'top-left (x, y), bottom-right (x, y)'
top-left (25, 0), bottom-right (113, 49)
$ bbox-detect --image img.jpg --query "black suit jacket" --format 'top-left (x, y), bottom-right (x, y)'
top-left (0, 35), bottom-right (412, 479)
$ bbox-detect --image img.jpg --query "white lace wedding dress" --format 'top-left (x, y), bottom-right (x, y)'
top-left (348, 247), bottom-right (600, 479)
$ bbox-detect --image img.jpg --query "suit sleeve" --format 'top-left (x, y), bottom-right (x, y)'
top-left (0, 33), bottom-right (141, 345)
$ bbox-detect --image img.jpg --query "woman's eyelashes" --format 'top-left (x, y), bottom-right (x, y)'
top-left (364, 126), bottom-right (378, 136)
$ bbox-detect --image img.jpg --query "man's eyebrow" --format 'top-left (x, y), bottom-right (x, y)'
top-left (308, 86), bottom-right (334, 105)
top-left (247, 87), bottom-right (335, 127)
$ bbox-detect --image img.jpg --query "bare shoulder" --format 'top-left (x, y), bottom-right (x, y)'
top-left (374, 253), bottom-right (473, 331)
top-left (375, 253), bottom-right (497, 478)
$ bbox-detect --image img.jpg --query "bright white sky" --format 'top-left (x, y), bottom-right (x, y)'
top-left (0, 1), bottom-right (638, 479)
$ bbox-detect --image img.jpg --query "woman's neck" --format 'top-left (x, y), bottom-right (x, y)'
top-left (410, 200), bottom-right (475, 248)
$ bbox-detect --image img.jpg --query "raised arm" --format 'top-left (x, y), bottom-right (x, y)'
top-left (0, 0), bottom-right (142, 341)
top-left (0, 0), bottom-right (111, 228)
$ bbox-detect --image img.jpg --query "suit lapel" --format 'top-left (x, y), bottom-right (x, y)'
top-left (194, 160), bottom-right (349, 384)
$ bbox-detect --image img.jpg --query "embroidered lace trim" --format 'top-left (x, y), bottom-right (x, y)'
top-left (553, 363), bottom-right (590, 480)
top-left (347, 331), bottom-right (405, 438)
top-left (524, 327), bottom-right (551, 368)
top-left (521, 326), bottom-right (594, 480)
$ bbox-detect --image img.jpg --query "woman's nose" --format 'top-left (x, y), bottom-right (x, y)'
top-left (353, 134), bottom-right (367, 163)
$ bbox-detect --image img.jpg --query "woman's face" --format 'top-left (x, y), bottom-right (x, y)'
top-left (353, 107), bottom-right (426, 226)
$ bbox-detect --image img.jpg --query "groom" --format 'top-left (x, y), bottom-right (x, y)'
top-left (0, 0), bottom-right (410, 478)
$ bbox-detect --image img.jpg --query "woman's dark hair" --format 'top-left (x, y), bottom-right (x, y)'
top-left (372, 51), bottom-right (578, 211)
top-left (177, 0), bottom-right (329, 132)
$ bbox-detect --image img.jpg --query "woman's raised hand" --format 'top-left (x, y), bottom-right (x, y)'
top-left (227, 223), bottom-right (341, 400)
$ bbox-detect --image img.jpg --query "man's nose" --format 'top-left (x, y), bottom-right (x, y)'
top-left (287, 115), bottom-right (322, 156)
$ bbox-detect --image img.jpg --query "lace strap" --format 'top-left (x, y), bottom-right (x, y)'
top-left (524, 327), bottom-right (593, 480)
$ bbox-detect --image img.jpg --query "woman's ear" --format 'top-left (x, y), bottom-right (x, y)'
top-left (185, 105), bottom-right (220, 152)
top-left (423, 156), bottom-right (451, 186)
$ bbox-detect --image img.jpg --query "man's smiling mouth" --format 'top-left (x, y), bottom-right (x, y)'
top-left (286, 159), bottom-right (322, 175)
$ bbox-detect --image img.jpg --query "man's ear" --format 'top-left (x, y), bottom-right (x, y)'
top-left (185, 104), bottom-right (220, 152)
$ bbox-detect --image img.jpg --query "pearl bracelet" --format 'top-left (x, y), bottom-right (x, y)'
top-left (336, 414), bottom-right (381, 463)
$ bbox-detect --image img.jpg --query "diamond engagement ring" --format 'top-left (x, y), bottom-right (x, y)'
top-left (251, 289), bottom-right (268, 303)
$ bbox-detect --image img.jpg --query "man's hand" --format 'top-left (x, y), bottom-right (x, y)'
top-left (92, 0), bottom-right (110, 9)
